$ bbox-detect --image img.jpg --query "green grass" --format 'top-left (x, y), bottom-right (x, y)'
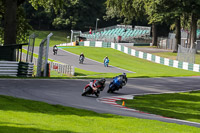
top-left (62, 46), bottom-right (200, 78)
top-left (0, 95), bottom-right (200, 133)
top-left (116, 91), bottom-right (200, 123)
top-left (30, 30), bottom-right (70, 47)
top-left (74, 67), bottom-right (121, 78)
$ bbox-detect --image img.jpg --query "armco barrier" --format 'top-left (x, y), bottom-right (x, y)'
top-left (0, 61), bottom-right (19, 76)
top-left (79, 41), bottom-right (200, 72)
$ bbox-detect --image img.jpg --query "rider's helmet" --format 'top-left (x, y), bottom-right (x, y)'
top-left (100, 78), bottom-right (106, 84)
top-left (123, 73), bottom-right (126, 77)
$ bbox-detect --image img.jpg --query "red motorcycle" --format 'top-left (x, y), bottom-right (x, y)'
top-left (81, 79), bottom-right (106, 97)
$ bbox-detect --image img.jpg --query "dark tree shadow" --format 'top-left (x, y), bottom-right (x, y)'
top-left (0, 123), bottom-right (80, 133)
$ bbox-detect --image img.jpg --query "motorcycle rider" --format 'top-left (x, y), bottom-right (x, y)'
top-left (103, 56), bottom-right (109, 67)
top-left (53, 45), bottom-right (58, 55)
top-left (116, 73), bottom-right (127, 88)
top-left (91, 78), bottom-right (106, 97)
top-left (79, 52), bottom-right (85, 63)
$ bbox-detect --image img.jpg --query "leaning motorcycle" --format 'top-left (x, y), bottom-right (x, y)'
top-left (79, 56), bottom-right (84, 64)
top-left (104, 59), bottom-right (109, 67)
top-left (107, 76), bottom-right (125, 93)
top-left (82, 80), bottom-right (105, 97)
top-left (53, 47), bottom-right (58, 55)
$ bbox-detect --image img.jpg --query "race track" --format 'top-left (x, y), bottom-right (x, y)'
top-left (1, 77), bottom-right (200, 127)
top-left (32, 47), bottom-right (133, 73)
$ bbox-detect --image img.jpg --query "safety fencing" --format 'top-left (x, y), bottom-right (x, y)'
top-left (20, 52), bottom-right (74, 76)
top-left (79, 41), bottom-right (150, 47)
top-left (79, 41), bottom-right (200, 72)
top-left (79, 41), bottom-right (111, 47)
top-left (111, 43), bottom-right (200, 72)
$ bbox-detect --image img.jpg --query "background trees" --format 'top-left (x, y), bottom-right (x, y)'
top-left (0, 0), bottom-right (200, 48)
top-left (105, 0), bottom-right (200, 50)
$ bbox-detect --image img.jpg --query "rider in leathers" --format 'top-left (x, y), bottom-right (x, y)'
top-left (116, 73), bottom-right (127, 88)
top-left (90, 78), bottom-right (106, 97)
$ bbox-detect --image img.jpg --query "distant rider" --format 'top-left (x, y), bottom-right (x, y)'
top-left (53, 45), bottom-right (58, 55)
top-left (103, 56), bottom-right (109, 67)
top-left (79, 52), bottom-right (85, 62)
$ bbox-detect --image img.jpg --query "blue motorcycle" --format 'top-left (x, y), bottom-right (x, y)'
top-left (104, 58), bottom-right (109, 67)
top-left (107, 76), bottom-right (125, 93)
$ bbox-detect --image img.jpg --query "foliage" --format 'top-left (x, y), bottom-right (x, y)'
top-left (51, 0), bottom-right (106, 30)
top-left (16, 6), bottom-right (32, 44)
top-left (23, 1), bottom-right (55, 30)
top-left (105, 0), bottom-right (147, 24)
top-left (0, 1), bottom-right (32, 44)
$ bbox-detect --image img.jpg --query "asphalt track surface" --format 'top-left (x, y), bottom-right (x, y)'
top-left (32, 47), bottom-right (133, 73)
top-left (1, 77), bottom-right (200, 127)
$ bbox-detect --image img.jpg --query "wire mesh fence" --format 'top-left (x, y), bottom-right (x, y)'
top-left (21, 52), bottom-right (74, 77)
top-left (177, 45), bottom-right (196, 64)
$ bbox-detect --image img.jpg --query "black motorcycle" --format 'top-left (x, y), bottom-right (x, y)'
top-left (79, 56), bottom-right (84, 64)
top-left (53, 47), bottom-right (58, 55)
top-left (82, 79), bottom-right (106, 97)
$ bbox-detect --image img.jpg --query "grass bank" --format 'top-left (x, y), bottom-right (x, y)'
top-left (62, 46), bottom-right (200, 78)
top-left (0, 95), bottom-right (199, 133)
top-left (30, 30), bottom-right (70, 47)
top-left (116, 91), bottom-right (200, 123)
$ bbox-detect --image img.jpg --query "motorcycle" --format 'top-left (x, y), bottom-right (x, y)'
top-left (107, 76), bottom-right (126, 93)
top-left (104, 59), bottom-right (109, 67)
top-left (82, 79), bottom-right (105, 97)
top-left (79, 56), bottom-right (84, 64)
top-left (53, 47), bottom-right (58, 55)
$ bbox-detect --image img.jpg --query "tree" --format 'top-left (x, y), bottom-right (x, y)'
top-left (2, 0), bottom-right (63, 45)
top-left (52, 0), bottom-right (106, 31)
top-left (146, 0), bottom-right (200, 50)
top-left (106, 0), bottom-right (159, 46)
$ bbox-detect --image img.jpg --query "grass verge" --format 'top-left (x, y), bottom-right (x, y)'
top-left (116, 91), bottom-right (200, 123)
top-left (0, 95), bottom-right (200, 133)
top-left (62, 46), bottom-right (200, 78)
top-left (30, 30), bottom-right (70, 47)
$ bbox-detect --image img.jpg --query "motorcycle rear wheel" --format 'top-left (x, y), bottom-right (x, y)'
top-left (81, 87), bottom-right (91, 96)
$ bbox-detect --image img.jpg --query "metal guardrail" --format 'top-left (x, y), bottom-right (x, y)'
top-left (0, 61), bottom-right (19, 76)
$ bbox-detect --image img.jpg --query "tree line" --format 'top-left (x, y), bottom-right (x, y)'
top-left (106, 0), bottom-right (200, 52)
top-left (0, 0), bottom-right (200, 53)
